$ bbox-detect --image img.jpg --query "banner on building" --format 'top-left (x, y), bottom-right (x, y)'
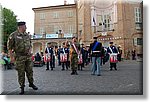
top-left (34, 34), bottom-right (43, 39)
top-left (46, 34), bottom-right (58, 38)
top-left (64, 34), bottom-right (73, 38)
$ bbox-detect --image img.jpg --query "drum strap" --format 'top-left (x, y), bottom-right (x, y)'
top-left (109, 47), bottom-right (113, 53)
top-left (47, 48), bottom-right (50, 54)
top-left (72, 43), bottom-right (79, 54)
top-left (63, 48), bottom-right (66, 54)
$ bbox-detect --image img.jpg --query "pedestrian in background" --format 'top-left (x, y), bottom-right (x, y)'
top-left (7, 22), bottom-right (38, 95)
top-left (132, 49), bottom-right (136, 60)
top-left (117, 45), bottom-right (122, 61)
top-left (57, 46), bottom-right (61, 66)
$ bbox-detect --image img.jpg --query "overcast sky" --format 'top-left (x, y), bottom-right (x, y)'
top-left (0, 0), bottom-right (75, 34)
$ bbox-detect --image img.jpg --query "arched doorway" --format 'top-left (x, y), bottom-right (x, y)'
top-left (46, 42), bottom-right (58, 49)
top-left (33, 42), bottom-right (42, 55)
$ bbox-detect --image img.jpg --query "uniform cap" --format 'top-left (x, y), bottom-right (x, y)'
top-left (17, 22), bottom-right (26, 26)
top-left (93, 36), bottom-right (98, 39)
top-left (109, 42), bottom-right (113, 44)
top-left (72, 36), bottom-right (77, 39)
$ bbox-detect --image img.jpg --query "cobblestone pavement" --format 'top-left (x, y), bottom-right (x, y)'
top-left (1, 60), bottom-right (143, 95)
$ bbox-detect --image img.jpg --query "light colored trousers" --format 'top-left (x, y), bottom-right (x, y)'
top-left (91, 57), bottom-right (101, 75)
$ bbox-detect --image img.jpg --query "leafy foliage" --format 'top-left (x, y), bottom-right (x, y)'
top-left (2, 7), bottom-right (17, 51)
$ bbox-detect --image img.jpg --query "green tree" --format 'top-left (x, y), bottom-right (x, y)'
top-left (2, 7), bottom-right (17, 51)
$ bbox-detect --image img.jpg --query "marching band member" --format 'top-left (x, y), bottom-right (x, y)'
top-left (107, 42), bottom-right (118, 71)
top-left (45, 43), bottom-right (54, 71)
top-left (78, 51), bottom-right (83, 70)
top-left (60, 42), bottom-right (69, 70)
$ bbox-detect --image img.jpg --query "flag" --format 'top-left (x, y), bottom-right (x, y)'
top-left (93, 17), bottom-right (96, 26)
top-left (91, 6), bottom-right (97, 26)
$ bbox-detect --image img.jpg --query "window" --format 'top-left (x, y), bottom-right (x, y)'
top-left (135, 7), bottom-right (142, 23)
top-left (68, 25), bottom-right (74, 34)
top-left (40, 27), bottom-right (45, 34)
top-left (133, 38), bottom-right (143, 45)
top-left (135, 22), bottom-right (142, 30)
top-left (54, 25), bottom-right (59, 34)
top-left (135, 7), bottom-right (142, 29)
top-left (104, 14), bottom-right (111, 31)
top-left (137, 38), bottom-right (143, 45)
top-left (53, 12), bottom-right (59, 18)
top-left (68, 11), bottom-right (74, 17)
top-left (97, 14), bottom-right (113, 32)
top-left (39, 13), bottom-right (45, 20)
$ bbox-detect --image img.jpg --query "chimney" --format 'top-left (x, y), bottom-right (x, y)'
top-left (64, 0), bottom-right (67, 5)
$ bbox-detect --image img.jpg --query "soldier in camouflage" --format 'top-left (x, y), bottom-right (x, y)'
top-left (70, 37), bottom-right (80, 75)
top-left (7, 22), bottom-right (38, 95)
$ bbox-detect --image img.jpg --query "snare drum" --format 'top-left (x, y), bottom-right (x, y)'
top-left (60, 53), bottom-right (68, 62)
top-left (109, 53), bottom-right (118, 63)
top-left (44, 54), bottom-right (51, 62)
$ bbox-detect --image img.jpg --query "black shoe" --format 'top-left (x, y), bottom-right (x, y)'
top-left (61, 69), bottom-right (65, 71)
top-left (115, 68), bottom-right (117, 70)
top-left (29, 84), bottom-right (38, 90)
top-left (46, 69), bottom-right (49, 71)
top-left (97, 74), bottom-right (101, 76)
top-left (74, 71), bottom-right (78, 75)
top-left (19, 87), bottom-right (24, 95)
top-left (71, 70), bottom-right (75, 75)
top-left (110, 68), bottom-right (113, 71)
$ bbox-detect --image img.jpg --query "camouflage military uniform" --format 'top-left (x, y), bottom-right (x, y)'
top-left (7, 30), bottom-right (33, 87)
top-left (70, 42), bottom-right (80, 74)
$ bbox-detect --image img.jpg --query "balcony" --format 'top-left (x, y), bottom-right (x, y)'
top-left (31, 33), bottom-right (75, 39)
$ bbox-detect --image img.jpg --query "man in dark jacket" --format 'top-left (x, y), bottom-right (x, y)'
top-left (89, 37), bottom-right (102, 76)
top-left (45, 43), bottom-right (55, 70)
top-left (107, 42), bottom-right (118, 71)
top-left (60, 42), bottom-right (69, 70)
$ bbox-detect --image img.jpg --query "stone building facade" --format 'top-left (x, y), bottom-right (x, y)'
top-left (32, 0), bottom-right (143, 58)
top-left (77, 0), bottom-right (143, 58)
top-left (32, 4), bottom-right (77, 54)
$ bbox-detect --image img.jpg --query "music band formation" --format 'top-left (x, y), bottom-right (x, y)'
top-left (7, 22), bottom-right (121, 95)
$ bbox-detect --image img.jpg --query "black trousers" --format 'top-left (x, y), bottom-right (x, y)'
top-left (46, 61), bottom-right (54, 70)
top-left (62, 62), bottom-right (68, 70)
top-left (110, 63), bottom-right (117, 69)
top-left (78, 64), bottom-right (83, 70)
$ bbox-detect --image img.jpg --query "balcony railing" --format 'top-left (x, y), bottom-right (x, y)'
top-left (31, 33), bottom-right (75, 39)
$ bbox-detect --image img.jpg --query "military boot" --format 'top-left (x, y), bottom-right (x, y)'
top-left (74, 70), bottom-right (78, 75)
top-left (71, 70), bottom-right (75, 75)
top-left (19, 87), bottom-right (24, 95)
top-left (29, 84), bottom-right (38, 90)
